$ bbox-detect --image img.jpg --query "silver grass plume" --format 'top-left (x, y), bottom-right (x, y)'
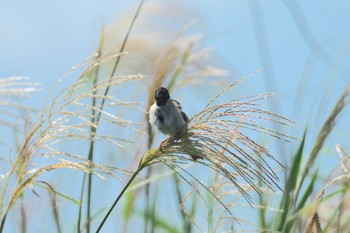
top-left (140, 76), bottom-right (296, 205)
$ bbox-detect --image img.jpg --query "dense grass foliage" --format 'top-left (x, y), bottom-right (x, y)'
top-left (1, 2), bottom-right (349, 233)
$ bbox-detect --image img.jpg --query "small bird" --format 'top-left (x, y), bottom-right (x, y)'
top-left (149, 87), bottom-right (189, 140)
top-left (149, 87), bottom-right (202, 161)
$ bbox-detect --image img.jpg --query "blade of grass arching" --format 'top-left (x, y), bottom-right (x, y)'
top-left (297, 86), bottom-right (350, 199)
top-left (34, 182), bottom-right (80, 204)
top-left (36, 181), bottom-right (79, 233)
top-left (284, 169), bottom-right (318, 232)
top-left (35, 181), bottom-right (72, 233)
top-left (276, 130), bottom-right (306, 231)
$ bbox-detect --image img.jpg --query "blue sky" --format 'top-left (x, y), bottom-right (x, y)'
top-left (1, 0), bottom-right (350, 232)
top-left (1, 1), bottom-right (349, 111)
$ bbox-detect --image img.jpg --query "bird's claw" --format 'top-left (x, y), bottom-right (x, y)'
top-left (158, 137), bottom-right (169, 151)
top-left (158, 131), bottom-right (183, 152)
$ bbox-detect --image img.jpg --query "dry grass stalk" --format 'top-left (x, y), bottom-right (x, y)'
top-left (0, 51), bottom-right (143, 231)
top-left (140, 77), bottom-right (295, 207)
top-left (0, 77), bottom-right (41, 130)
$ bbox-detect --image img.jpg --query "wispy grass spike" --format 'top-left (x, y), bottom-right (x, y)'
top-left (137, 82), bottom-right (295, 211)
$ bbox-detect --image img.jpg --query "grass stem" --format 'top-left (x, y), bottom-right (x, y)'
top-left (95, 168), bottom-right (143, 233)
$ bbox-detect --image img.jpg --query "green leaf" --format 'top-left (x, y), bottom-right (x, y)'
top-left (299, 87), bottom-right (350, 190)
top-left (34, 182), bottom-right (80, 205)
top-left (297, 169), bottom-right (319, 211)
top-left (276, 129), bottom-right (306, 231)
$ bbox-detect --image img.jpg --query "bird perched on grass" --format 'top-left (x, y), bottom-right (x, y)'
top-left (149, 87), bottom-right (201, 160)
top-left (149, 87), bottom-right (188, 140)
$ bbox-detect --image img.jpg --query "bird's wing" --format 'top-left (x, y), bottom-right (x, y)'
top-left (155, 107), bottom-right (164, 123)
top-left (180, 111), bottom-right (189, 123)
top-left (172, 99), bottom-right (182, 110)
top-left (172, 99), bottom-right (189, 123)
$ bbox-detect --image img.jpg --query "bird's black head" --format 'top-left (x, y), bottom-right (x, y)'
top-left (155, 87), bottom-right (170, 106)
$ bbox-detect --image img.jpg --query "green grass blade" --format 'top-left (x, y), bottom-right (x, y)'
top-left (276, 129), bottom-right (306, 231)
top-left (298, 86), bottom-right (350, 193)
top-left (34, 182), bottom-right (80, 205)
top-left (296, 169), bottom-right (318, 212)
top-left (288, 130), bottom-right (307, 192)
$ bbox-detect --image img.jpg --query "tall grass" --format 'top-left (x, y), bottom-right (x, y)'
top-left (0, 52), bottom-right (143, 232)
top-left (1, 2), bottom-right (349, 233)
top-left (96, 72), bottom-right (297, 231)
